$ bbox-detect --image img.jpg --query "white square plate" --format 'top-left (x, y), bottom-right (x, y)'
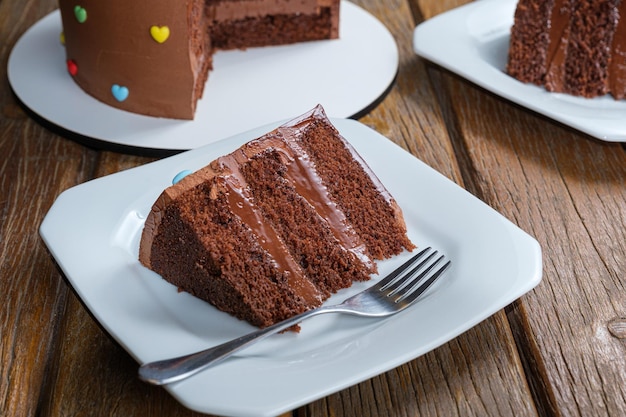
top-left (413, 0), bottom-right (626, 142)
top-left (40, 117), bottom-right (542, 416)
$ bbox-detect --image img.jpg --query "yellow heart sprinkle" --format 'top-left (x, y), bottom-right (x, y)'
top-left (150, 26), bottom-right (170, 44)
top-left (60, 31), bottom-right (65, 45)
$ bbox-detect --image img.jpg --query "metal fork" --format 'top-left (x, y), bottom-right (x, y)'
top-left (139, 247), bottom-right (451, 385)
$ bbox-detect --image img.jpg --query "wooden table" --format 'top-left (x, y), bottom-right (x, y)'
top-left (2, 0), bottom-right (625, 415)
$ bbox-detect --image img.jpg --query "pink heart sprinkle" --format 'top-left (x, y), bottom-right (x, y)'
top-left (67, 59), bottom-right (78, 76)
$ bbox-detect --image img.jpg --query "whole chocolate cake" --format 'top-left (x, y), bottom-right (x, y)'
top-left (507, 0), bottom-right (626, 99)
top-left (57, 0), bottom-right (340, 119)
top-left (138, 105), bottom-right (415, 329)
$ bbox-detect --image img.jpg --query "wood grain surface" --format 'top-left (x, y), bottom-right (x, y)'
top-left (1, 0), bottom-right (625, 416)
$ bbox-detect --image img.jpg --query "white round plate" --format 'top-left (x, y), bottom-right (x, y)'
top-left (8, 1), bottom-right (398, 152)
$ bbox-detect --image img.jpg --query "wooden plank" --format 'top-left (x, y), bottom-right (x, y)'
top-left (431, 32), bottom-right (626, 416)
top-left (0, 0), bottom-right (96, 415)
top-left (356, 0), bottom-right (462, 184)
top-left (39, 291), bottom-right (212, 416)
top-left (414, 0), bottom-right (473, 20)
top-left (305, 314), bottom-right (538, 416)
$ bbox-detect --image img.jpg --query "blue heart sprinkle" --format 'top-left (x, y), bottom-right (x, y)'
top-left (172, 170), bottom-right (193, 185)
top-left (111, 84), bottom-right (129, 102)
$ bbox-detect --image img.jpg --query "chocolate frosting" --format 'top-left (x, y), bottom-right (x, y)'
top-left (544, 0), bottom-right (570, 92)
top-left (58, 0), bottom-right (196, 119)
top-left (58, 0), bottom-right (340, 119)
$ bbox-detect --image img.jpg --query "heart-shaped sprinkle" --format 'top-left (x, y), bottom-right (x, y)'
top-left (74, 6), bottom-right (87, 23)
top-left (172, 170), bottom-right (193, 185)
top-left (66, 59), bottom-right (78, 76)
top-left (111, 84), bottom-right (129, 102)
top-left (60, 31), bottom-right (65, 45)
top-left (150, 25), bottom-right (170, 43)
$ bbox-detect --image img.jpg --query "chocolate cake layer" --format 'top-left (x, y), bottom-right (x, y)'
top-left (507, 0), bottom-right (554, 85)
top-left (210, 7), bottom-right (339, 49)
top-left (291, 115), bottom-right (414, 260)
top-left (563, 0), bottom-right (619, 97)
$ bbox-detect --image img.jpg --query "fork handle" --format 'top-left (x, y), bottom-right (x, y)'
top-left (138, 304), bottom-right (341, 385)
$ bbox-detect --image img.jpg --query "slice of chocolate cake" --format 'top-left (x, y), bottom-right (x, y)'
top-left (507, 0), bottom-right (626, 99)
top-left (139, 105), bottom-right (415, 329)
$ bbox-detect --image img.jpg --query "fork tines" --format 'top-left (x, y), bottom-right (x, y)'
top-left (379, 247), bottom-right (451, 304)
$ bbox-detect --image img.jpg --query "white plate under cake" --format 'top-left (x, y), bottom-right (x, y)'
top-left (413, 0), bottom-right (626, 142)
top-left (40, 115), bottom-right (542, 417)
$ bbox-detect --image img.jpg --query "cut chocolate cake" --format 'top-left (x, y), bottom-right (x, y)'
top-left (139, 105), bottom-right (415, 329)
top-left (507, 0), bottom-right (626, 99)
top-left (58, 0), bottom-right (340, 119)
